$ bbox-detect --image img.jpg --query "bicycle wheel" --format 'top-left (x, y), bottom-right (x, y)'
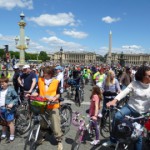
top-left (79, 89), bottom-right (84, 102)
top-left (100, 111), bottom-right (110, 138)
top-left (75, 90), bottom-right (81, 107)
top-left (71, 130), bottom-right (84, 150)
top-left (60, 104), bottom-right (72, 135)
top-left (24, 124), bottom-right (40, 150)
top-left (15, 105), bottom-right (32, 135)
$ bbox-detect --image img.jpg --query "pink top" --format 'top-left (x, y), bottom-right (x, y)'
top-left (89, 94), bottom-right (100, 117)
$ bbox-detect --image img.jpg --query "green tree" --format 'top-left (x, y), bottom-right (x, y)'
top-left (39, 51), bottom-right (49, 61)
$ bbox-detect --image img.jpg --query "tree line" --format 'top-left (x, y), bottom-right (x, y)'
top-left (0, 49), bottom-right (50, 61)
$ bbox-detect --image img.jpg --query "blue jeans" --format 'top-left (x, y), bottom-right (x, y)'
top-left (110, 104), bottom-right (142, 150)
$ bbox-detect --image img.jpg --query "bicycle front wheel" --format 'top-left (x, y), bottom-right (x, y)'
top-left (60, 104), bottom-right (72, 135)
top-left (71, 130), bottom-right (84, 150)
top-left (100, 112), bottom-right (110, 138)
top-left (24, 124), bottom-right (40, 150)
top-left (15, 105), bottom-right (32, 135)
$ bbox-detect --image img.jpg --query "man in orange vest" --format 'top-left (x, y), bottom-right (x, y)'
top-left (32, 66), bottom-right (63, 150)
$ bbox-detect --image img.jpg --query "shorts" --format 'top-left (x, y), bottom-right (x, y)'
top-left (0, 107), bottom-right (15, 122)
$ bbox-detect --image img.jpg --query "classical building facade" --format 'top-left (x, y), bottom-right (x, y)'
top-left (48, 51), bottom-right (102, 65)
top-left (111, 53), bottom-right (150, 66)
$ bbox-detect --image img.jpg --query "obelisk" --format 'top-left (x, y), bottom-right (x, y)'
top-left (106, 30), bottom-right (112, 65)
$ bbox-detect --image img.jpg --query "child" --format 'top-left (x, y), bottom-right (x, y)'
top-left (89, 85), bottom-right (102, 145)
top-left (0, 77), bottom-right (18, 142)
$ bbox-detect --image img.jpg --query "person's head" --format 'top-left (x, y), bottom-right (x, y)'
top-left (106, 70), bottom-right (115, 86)
top-left (43, 66), bottom-right (55, 79)
top-left (125, 66), bottom-right (132, 74)
top-left (0, 77), bottom-right (9, 89)
top-left (99, 68), bottom-right (104, 74)
top-left (90, 85), bottom-right (102, 100)
top-left (22, 65), bottom-right (30, 74)
top-left (55, 66), bottom-right (63, 73)
top-left (13, 65), bottom-right (19, 71)
top-left (135, 65), bottom-right (150, 84)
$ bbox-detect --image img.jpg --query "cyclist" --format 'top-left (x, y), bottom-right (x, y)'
top-left (12, 65), bottom-right (20, 94)
top-left (55, 66), bottom-right (64, 94)
top-left (119, 66), bottom-right (134, 90)
top-left (18, 65), bottom-right (37, 100)
top-left (101, 70), bottom-right (121, 117)
top-left (89, 85), bottom-right (102, 145)
top-left (102, 65), bottom-right (150, 150)
top-left (32, 66), bottom-right (63, 150)
top-left (0, 77), bottom-right (18, 142)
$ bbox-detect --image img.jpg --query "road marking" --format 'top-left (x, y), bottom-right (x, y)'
top-left (62, 99), bottom-right (90, 105)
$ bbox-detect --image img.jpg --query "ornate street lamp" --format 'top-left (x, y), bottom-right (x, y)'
top-left (60, 47), bottom-right (63, 66)
top-left (15, 12), bottom-right (30, 65)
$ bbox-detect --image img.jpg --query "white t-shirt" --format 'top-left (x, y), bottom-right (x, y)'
top-left (0, 89), bottom-right (8, 107)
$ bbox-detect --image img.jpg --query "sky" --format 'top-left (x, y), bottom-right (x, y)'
top-left (0, 0), bottom-right (150, 56)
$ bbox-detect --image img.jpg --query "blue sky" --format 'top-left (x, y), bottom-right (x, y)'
top-left (0, 0), bottom-right (150, 56)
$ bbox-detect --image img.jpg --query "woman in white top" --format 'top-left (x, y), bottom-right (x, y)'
top-left (102, 65), bottom-right (150, 150)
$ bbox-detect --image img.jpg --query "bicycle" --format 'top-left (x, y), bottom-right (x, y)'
top-left (24, 96), bottom-right (72, 150)
top-left (0, 105), bottom-right (30, 138)
top-left (67, 77), bottom-right (84, 107)
top-left (107, 105), bottom-right (150, 150)
top-left (100, 94), bottom-right (129, 138)
top-left (16, 92), bottom-right (33, 135)
top-left (71, 111), bottom-right (101, 150)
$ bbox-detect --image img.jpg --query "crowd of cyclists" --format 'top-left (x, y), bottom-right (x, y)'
top-left (0, 62), bottom-right (150, 150)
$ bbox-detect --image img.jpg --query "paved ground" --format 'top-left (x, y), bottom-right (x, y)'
top-left (0, 82), bottom-right (150, 150)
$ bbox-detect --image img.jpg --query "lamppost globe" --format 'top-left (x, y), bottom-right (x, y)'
top-left (25, 36), bottom-right (30, 46)
top-left (15, 36), bottom-right (19, 45)
top-left (60, 47), bottom-right (63, 52)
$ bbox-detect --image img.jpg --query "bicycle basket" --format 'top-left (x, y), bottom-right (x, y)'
top-left (113, 119), bottom-right (133, 140)
top-left (30, 96), bottom-right (47, 114)
top-left (72, 112), bottom-right (85, 127)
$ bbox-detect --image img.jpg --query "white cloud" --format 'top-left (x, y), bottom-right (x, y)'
top-left (0, 0), bottom-right (33, 10)
top-left (102, 16), bottom-right (121, 24)
top-left (27, 13), bottom-right (77, 26)
top-left (40, 36), bottom-right (85, 51)
top-left (63, 29), bottom-right (88, 39)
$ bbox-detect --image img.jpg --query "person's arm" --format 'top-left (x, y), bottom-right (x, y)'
top-left (92, 95), bottom-right (99, 120)
top-left (18, 76), bottom-right (23, 87)
top-left (107, 82), bottom-right (133, 107)
top-left (7, 88), bottom-right (19, 108)
top-left (28, 78), bottom-right (36, 93)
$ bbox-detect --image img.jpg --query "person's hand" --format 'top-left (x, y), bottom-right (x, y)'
top-left (106, 99), bottom-right (117, 108)
top-left (31, 92), bottom-right (38, 97)
top-left (92, 116), bottom-right (97, 121)
top-left (47, 96), bottom-right (57, 102)
top-left (60, 88), bottom-right (64, 93)
top-left (7, 103), bottom-right (13, 109)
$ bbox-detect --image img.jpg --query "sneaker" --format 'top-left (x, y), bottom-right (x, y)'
top-left (102, 140), bottom-right (116, 147)
top-left (57, 142), bottom-right (63, 150)
top-left (90, 140), bottom-right (100, 145)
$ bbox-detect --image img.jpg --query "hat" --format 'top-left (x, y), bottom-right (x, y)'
top-left (22, 65), bottom-right (30, 69)
top-left (55, 66), bottom-right (63, 71)
top-left (13, 65), bottom-right (19, 69)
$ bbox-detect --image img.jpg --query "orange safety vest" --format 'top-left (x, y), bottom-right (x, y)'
top-left (38, 77), bottom-right (60, 109)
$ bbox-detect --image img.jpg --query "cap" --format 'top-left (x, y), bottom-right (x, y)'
top-left (22, 64), bottom-right (30, 69)
top-left (13, 65), bottom-right (19, 69)
top-left (55, 66), bottom-right (63, 71)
